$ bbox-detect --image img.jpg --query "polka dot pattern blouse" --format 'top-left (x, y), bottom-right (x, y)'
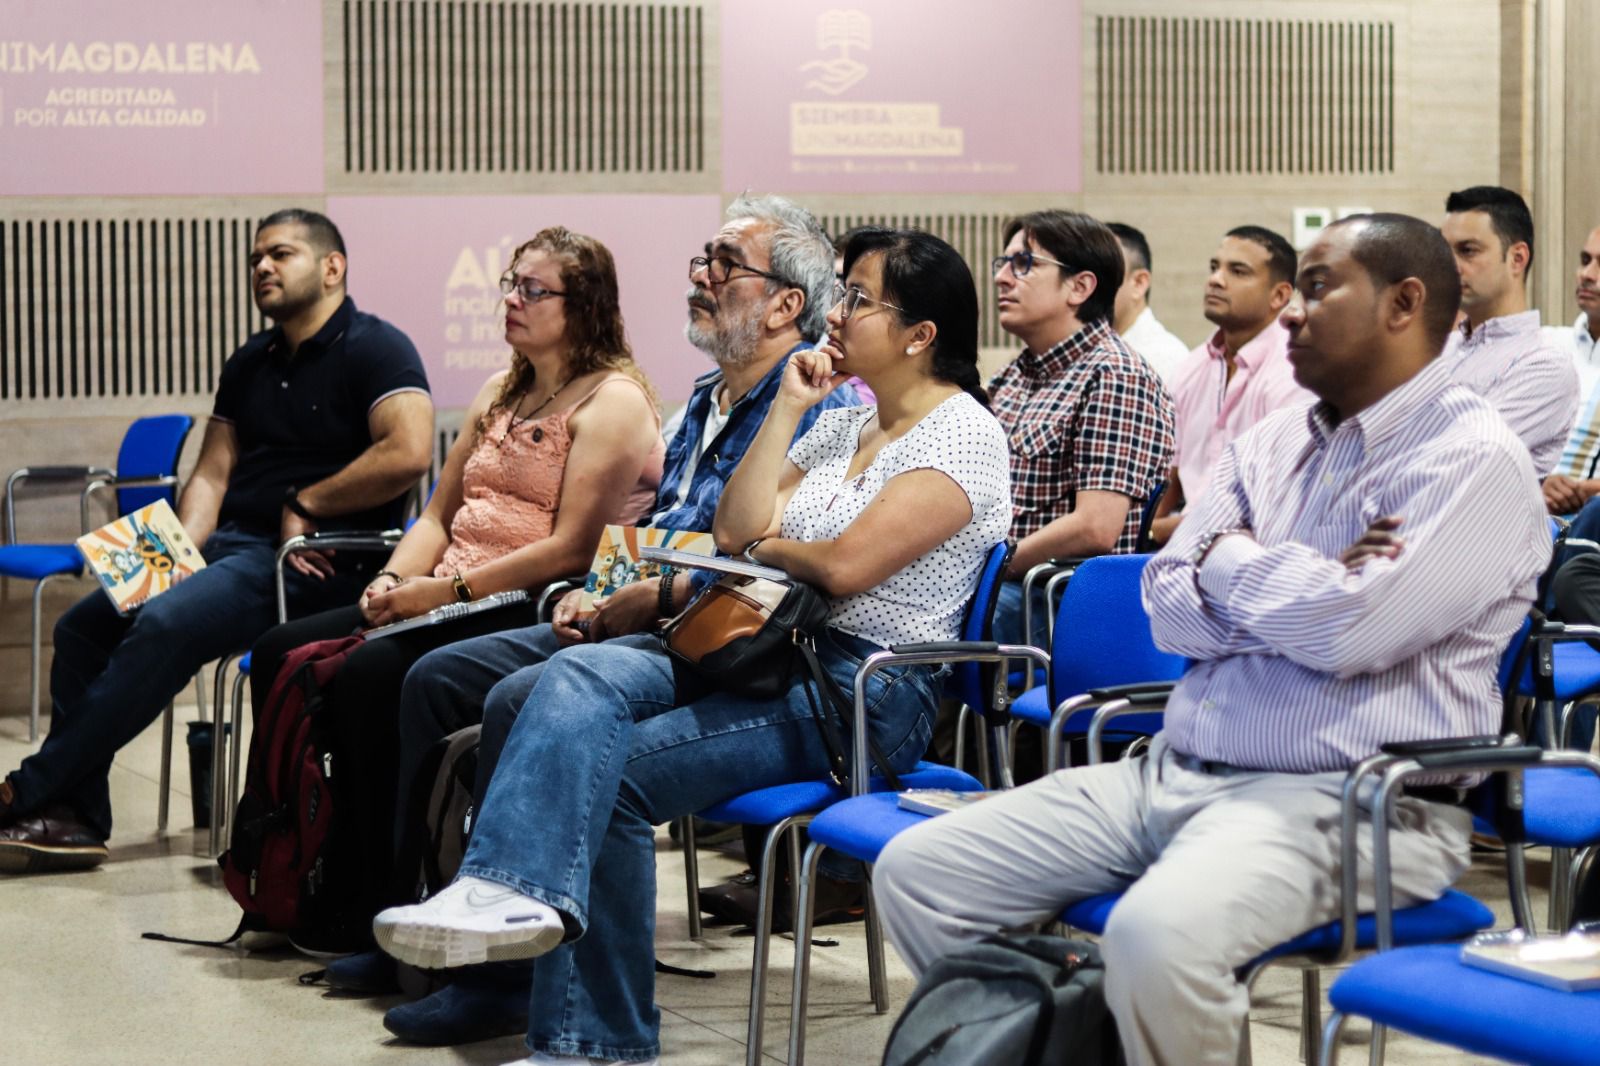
top-left (783, 393), bottom-right (1013, 648)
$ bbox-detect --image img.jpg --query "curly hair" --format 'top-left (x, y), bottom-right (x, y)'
top-left (478, 226), bottom-right (658, 439)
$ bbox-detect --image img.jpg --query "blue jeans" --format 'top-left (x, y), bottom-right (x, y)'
top-left (458, 629), bottom-right (938, 1061)
top-left (9, 524), bottom-right (360, 838)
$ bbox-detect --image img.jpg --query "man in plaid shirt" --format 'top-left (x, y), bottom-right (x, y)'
top-left (989, 210), bottom-right (1175, 646)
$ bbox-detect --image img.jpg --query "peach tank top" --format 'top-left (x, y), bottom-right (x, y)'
top-left (435, 375), bottom-right (665, 577)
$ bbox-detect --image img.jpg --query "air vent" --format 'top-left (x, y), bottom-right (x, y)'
top-left (1096, 15), bottom-right (1395, 174)
top-left (1, 217), bottom-right (264, 402)
top-left (342, 0), bottom-right (705, 174)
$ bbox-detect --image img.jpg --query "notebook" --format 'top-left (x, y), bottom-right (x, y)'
top-left (1460, 930), bottom-right (1600, 991)
top-left (580, 526), bottom-right (716, 610)
top-left (76, 498), bottom-right (206, 615)
top-left (363, 589), bottom-right (531, 641)
top-left (896, 789), bottom-right (1000, 817)
top-left (637, 546), bottom-right (789, 583)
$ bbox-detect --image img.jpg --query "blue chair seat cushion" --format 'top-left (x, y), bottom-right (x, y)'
top-left (0, 543), bottom-right (83, 581)
top-left (1010, 685), bottom-right (1051, 727)
top-left (1524, 766), bottom-right (1600, 848)
top-left (1520, 642), bottom-right (1600, 703)
top-left (1062, 889), bottom-right (1492, 968)
top-left (239, 652), bottom-right (251, 674)
top-left (699, 762), bottom-right (981, 826)
top-left (805, 791), bottom-right (950, 863)
top-left (1330, 943), bottom-right (1600, 1066)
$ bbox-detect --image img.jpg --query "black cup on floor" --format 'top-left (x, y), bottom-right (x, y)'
top-left (186, 721), bottom-right (233, 829)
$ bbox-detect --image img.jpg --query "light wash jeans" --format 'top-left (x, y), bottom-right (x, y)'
top-left (458, 628), bottom-right (938, 1062)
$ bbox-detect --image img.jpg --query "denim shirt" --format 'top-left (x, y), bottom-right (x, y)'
top-left (647, 343), bottom-right (860, 532)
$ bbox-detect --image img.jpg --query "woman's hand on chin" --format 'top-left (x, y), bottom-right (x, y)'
top-left (780, 345), bottom-right (850, 411)
top-left (364, 575), bottom-right (453, 626)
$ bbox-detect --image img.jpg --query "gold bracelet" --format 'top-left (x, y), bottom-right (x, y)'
top-left (451, 570), bottom-right (475, 602)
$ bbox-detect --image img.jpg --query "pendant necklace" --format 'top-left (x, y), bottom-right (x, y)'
top-left (500, 373), bottom-right (574, 446)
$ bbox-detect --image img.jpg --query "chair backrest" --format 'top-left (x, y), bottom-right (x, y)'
top-left (951, 541), bottom-right (1014, 711)
top-left (1498, 614), bottom-right (1534, 696)
top-left (1049, 553), bottom-right (1187, 705)
top-left (1134, 481), bottom-right (1166, 553)
top-left (115, 414), bottom-right (195, 513)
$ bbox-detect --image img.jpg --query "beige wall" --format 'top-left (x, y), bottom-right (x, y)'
top-left (0, 0), bottom-right (1569, 715)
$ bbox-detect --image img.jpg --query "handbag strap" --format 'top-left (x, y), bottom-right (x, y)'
top-left (797, 638), bottom-right (903, 793)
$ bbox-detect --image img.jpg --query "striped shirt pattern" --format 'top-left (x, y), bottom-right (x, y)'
top-left (1440, 310), bottom-right (1578, 476)
top-left (988, 317), bottom-right (1174, 551)
top-left (1144, 356), bottom-right (1549, 773)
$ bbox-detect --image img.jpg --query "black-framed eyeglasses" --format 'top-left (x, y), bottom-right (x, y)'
top-left (832, 281), bottom-right (907, 322)
top-left (991, 250), bottom-right (1074, 278)
top-left (689, 255), bottom-right (794, 288)
top-left (499, 274), bottom-right (566, 303)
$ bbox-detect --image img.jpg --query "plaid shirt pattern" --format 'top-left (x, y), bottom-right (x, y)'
top-left (989, 317), bottom-right (1175, 552)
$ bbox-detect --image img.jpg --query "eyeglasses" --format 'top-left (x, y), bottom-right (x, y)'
top-left (832, 281), bottom-right (907, 322)
top-left (689, 255), bottom-right (794, 288)
top-left (991, 250), bottom-right (1074, 278)
top-left (499, 274), bottom-right (566, 303)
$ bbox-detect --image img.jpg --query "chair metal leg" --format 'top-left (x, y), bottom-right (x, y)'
top-left (972, 720), bottom-right (993, 788)
top-left (746, 815), bottom-right (807, 1066)
top-left (1551, 845), bottom-right (1574, 932)
top-left (224, 667), bottom-right (249, 845)
top-left (680, 817), bottom-right (702, 941)
top-left (864, 873), bottom-right (889, 1012)
top-left (788, 823), bottom-right (804, 933)
top-left (1300, 968), bottom-right (1321, 1065)
top-left (28, 577), bottom-right (47, 743)
top-left (156, 702), bottom-right (174, 833)
top-left (1319, 1011), bottom-right (1346, 1066)
top-left (787, 841), bottom-right (827, 1066)
top-left (208, 655), bottom-right (238, 855)
top-left (952, 704), bottom-right (970, 772)
top-left (1368, 1023), bottom-right (1386, 1066)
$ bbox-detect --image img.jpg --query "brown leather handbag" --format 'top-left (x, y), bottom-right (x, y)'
top-left (662, 573), bottom-right (832, 700)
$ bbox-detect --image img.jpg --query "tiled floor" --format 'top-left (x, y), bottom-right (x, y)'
top-left (1, 701), bottom-right (1510, 1065)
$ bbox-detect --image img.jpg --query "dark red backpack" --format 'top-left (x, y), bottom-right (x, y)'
top-left (219, 635), bottom-right (365, 940)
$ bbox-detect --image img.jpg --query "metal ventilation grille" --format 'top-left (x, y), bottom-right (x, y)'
top-left (819, 213), bottom-right (1012, 350)
top-left (343, 0), bottom-right (706, 174)
top-left (1, 217), bottom-right (264, 402)
top-left (1096, 15), bottom-right (1395, 174)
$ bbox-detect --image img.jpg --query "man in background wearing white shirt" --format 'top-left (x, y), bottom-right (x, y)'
top-left (1109, 222), bottom-right (1190, 380)
top-left (1543, 224), bottom-right (1600, 512)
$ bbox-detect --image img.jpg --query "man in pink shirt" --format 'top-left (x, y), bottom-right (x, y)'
top-left (1149, 226), bottom-right (1312, 544)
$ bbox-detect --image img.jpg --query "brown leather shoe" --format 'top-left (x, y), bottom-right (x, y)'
top-left (0, 805), bottom-right (107, 873)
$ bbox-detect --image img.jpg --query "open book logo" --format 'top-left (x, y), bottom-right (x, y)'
top-left (800, 9), bottom-right (870, 96)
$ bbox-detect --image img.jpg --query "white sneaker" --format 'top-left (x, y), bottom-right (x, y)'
top-left (373, 875), bottom-right (565, 970)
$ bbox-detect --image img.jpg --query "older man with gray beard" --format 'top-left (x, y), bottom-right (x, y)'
top-left (322, 194), bottom-right (857, 1047)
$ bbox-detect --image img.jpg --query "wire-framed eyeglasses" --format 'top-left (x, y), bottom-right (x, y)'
top-left (499, 274), bottom-right (566, 303)
top-left (832, 281), bottom-right (907, 322)
top-left (991, 250), bottom-right (1074, 278)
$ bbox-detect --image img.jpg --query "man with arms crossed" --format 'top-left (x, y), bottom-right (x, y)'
top-left (876, 214), bottom-right (1548, 1065)
top-left (0, 208), bottom-right (433, 872)
top-left (1148, 225), bottom-right (1311, 545)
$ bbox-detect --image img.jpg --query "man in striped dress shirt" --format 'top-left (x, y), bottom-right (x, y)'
top-left (875, 214), bottom-right (1549, 1066)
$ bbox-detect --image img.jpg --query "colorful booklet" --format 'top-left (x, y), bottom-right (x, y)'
top-left (581, 526), bottom-right (715, 610)
top-left (896, 789), bottom-right (1000, 817)
top-left (76, 498), bottom-right (206, 615)
top-left (1460, 929), bottom-right (1600, 991)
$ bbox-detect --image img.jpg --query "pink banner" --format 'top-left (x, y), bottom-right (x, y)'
top-left (326, 195), bottom-right (724, 408)
top-left (721, 0), bottom-right (1081, 194)
top-left (0, 0), bottom-right (323, 195)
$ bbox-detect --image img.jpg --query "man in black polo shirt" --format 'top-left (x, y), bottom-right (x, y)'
top-left (0, 208), bottom-right (433, 872)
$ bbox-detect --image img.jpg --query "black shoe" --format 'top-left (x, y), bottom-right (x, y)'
top-left (0, 804), bottom-right (108, 874)
top-left (699, 868), bottom-right (865, 934)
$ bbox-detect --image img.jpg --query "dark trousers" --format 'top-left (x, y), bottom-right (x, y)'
top-left (9, 525), bottom-right (360, 839)
top-left (249, 596), bottom-right (547, 920)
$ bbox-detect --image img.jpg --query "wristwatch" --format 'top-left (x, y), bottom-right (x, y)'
top-left (1192, 527), bottom-right (1250, 569)
top-left (451, 570), bottom-right (475, 603)
top-left (283, 486), bottom-right (316, 521)
top-left (657, 567), bottom-right (678, 618)
top-left (740, 538), bottom-right (766, 565)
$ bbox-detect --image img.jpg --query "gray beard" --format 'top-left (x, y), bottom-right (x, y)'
top-left (684, 302), bottom-right (764, 370)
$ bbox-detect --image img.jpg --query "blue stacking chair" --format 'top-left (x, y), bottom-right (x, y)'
top-left (1062, 619), bottom-right (1538, 1065)
top-left (677, 541), bottom-right (1048, 1066)
top-left (1006, 553), bottom-right (1186, 773)
top-left (0, 414), bottom-right (194, 743)
top-left (1319, 739), bottom-right (1600, 1064)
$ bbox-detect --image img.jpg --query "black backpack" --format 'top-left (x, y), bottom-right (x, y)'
top-left (882, 934), bottom-right (1122, 1066)
top-left (403, 724), bottom-right (482, 902)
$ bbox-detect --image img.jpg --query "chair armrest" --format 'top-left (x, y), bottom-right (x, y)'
top-left (6, 466), bottom-right (116, 544)
top-left (536, 576), bottom-right (586, 623)
top-left (274, 530), bottom-right (405, 623)
top-left (1083, 694), bottom-right (1171, 765)
top-left (850, 642), bottom-right (1050, 793)
top-left (80, 475), bottom-right (182, 534)
top-left (1335, 738), bottom-right (1596, 962)
top-left (1086, 680), bottom-right (1177, 703)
